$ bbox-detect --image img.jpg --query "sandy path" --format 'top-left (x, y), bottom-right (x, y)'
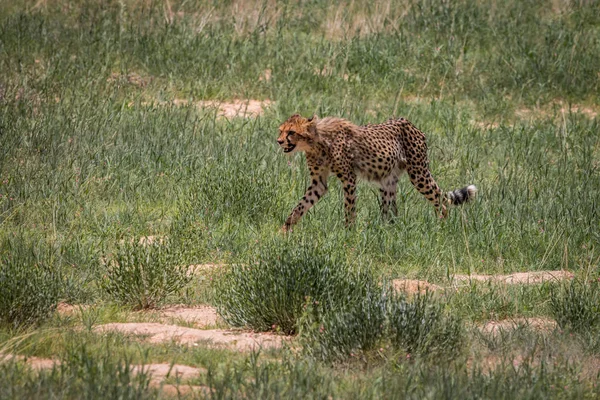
top-left (452, 270), bottom-right (573, 285)
top-left (95, 322), bottom-right (285, 350)
top-left (477, 318), bottom-right (557, 335)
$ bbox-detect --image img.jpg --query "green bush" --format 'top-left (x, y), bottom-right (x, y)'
top-left (0, 343), bottom-right (155, 399)
top-left (388, 292), bottom-right (464, 359)
top-left (214, 242), bottom-right (375, 335)
top-left (550, 279), bottom-right (600, 332)
top-left (0, 239), bottom-right (61, 329)
top-left (101, 240), bottom-right (191, 310)
top-left (300, 279), bottom-right (388, 361)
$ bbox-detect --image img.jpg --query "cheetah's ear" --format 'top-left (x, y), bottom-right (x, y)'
top-left (307, 114), bottom-right (318, 137)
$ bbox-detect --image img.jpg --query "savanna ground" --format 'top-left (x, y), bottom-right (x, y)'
top-left (1, 0), bottom-right (600, 398)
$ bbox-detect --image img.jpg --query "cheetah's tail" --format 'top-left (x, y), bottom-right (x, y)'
top-left (446, 185), bottom-right (478, 206)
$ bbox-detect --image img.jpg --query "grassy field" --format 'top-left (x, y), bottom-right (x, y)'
top-left (1, 0), bottom-right (600, 398)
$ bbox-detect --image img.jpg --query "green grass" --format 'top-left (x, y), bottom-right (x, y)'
top-left (1, 0), bottom-right (600, 398)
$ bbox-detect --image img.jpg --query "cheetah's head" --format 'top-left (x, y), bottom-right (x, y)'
top-left (277, 114), bottom-right (318, 154)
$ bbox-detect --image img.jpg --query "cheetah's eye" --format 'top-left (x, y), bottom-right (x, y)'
top-left (287, 131), bottom-right (296, 136)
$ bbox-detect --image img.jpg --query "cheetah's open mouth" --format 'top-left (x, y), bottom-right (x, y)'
top-left (283, 144), bottom-right (296, 153)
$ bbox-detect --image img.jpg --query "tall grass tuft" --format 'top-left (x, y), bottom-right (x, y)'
top-left (0, 343), bottom-right (155, 399)
top-left (299, 281), bottom-right (388, 362)
top-left (0, 237), bottom-right (61, 329)
top-left (214, 241), bottom-right (378, 335)
top-left (550, 279), bottom-right (600, 333)
top-left (101, 239), bottom-right (191, 310)
top-left (388, 292), bottom-right (464, 359)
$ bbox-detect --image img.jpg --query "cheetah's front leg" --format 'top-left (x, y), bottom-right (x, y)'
top-left (340, 171), bottom-right (357, 227)
top-left (282, 168), bottom-right (329, 232)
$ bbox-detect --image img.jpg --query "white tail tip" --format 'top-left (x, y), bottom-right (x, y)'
top-left (467, 185), bottom-right (478, 199)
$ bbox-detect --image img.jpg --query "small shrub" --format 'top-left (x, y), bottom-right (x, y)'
top-left (101, 240), bottom-right (191, 310)
top-left (206, 351), bottom-right (334, 399)
top-left (550, 279), bottom-right (600, 332)
top-left (214, 242), bottom-right (373, 335)
top-left (388, 292), bottom-right (464, 359)
top-left (0, 239), bottom-right (61, 329)
top-left (300, 279), bottom-right (388, 361)
top-left (0, 343), bottom-right (155, 399)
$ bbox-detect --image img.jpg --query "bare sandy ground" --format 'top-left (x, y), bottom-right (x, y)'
top-left (57, 303), bottom-right (222, 328)
top-left (392, 279), bottom-right (443, 295)
top-left (146, 99), bottom-right (272, 118)
top-left (478, 318), bottom-right (558, 335)
top-left (157, 305), bottom-right (221, 328)
top-left (95, 322), bottom-right (285, 350)
top-left (0, 354), bottom-right (59, 370)
top-left (452, 270), bottom-right (573, 285)
top-left (1, 354), bottom-right (209, 396)
top-left (131, 363), bottom-right (206, 380)
top-left (393, 270), bottom-right (572, 295)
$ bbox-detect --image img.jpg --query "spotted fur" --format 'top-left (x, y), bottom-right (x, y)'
top-left (277, 114), bottom-right (477, 231)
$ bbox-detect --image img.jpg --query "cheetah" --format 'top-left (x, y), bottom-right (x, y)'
top-left (277, 114), bottom-right (477, 231)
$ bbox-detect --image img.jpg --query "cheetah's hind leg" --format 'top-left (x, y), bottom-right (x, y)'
top-left (378, 175), bottom-right (399, 221)
top-left (407, 165), bottom-right (447, 218)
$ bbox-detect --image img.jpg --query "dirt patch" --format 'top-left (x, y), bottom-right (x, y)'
top-left (56, 303), bottom-right (221, 328)
top-left (0, 354), bottom-right (59, 370)
top-left (95, 323), bottom-right (285, 350)
top-left (56, 302), bottom-right (90, 316)
top-left (392, 279), bottom-right (443, 295)
top-left (131, 363), bottom-right (206, 381)
top-left (152, 382), bottom-right (211, 397)
top-left (1, 354), bottom-right (209, 395)
top-left (157, 305), bottom-right (221, 328)
top-left (198, 99), bottom-right (272, 118)
top-left (478, 318), bottom-right (557, 335)
top-left (453, 270), bottom-right (573, 285)
top-left (516, 102), bottom-right (599, 121)
top-left (156, 99), bottom-right (272, 118)
top-left (187, 263), bottom-right (225, 275)
top-left (561, 105), bottom-right (598, 119)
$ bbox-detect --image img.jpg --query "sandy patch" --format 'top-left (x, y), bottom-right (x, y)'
top-left (453, 270), bottom-right (573, 285)
top-left (95, 323), bottom-right (285, 350)
top-left (1, 354), bottom-right (209, 395)
top-left (478, 318), bottom-right (557, 336)
top-left (516, 102), bottom-right (599, 121)
top-left (131, 363), bottom-right (206, 381)
top-left (56, 303), bottom-right (221, 328)
top-left (152, 382), bottom-right (211, 397)
top-left (187, 263), bottom-right (225, 275)
top-left (0, 354), bottom-right (59, 370)
top-left (56, 302), bottom-right (90, 316)
top-left (197, 99), bottom-right (272, 118)
top-left (561, 105), bottom-right (598, 119)
top-left (158, 305), bottom-right (221, 328)
top-left (392, 279), bottom-right (443, 295)
top-left (160, 99), bottom-right (272, 118)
